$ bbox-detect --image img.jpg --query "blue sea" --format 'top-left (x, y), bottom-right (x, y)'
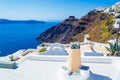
top-left (0, 22), bottom-right (59, 56)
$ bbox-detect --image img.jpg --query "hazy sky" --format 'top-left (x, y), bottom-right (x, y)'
top-left (0, 0), bottom-right (119, 21)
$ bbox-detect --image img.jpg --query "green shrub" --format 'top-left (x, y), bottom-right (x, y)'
top-left (39, 48), bottom-right (46, 53)
top-left (105, 41), bottom-right (120, 56)
top-left (9, 55), bottom-right (14, 61)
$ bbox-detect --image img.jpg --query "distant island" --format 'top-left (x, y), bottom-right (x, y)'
top-left (0, 19), bottom-right (45, 24)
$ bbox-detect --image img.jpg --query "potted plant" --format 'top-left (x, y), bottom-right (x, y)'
top-left (67, 42), bottom-right (81, 72)
top-left (89, 45), bottom-right (95, 52)
top-left (105, 41), bottom-right (120, 56)
top-left (9, 55), bottom-right (14, 61)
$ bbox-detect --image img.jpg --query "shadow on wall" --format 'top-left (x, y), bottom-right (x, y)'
top-left (87, 71), bottom-right (112, 80)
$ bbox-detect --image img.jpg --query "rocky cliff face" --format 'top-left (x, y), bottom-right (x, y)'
top-left (72, 11), bottom-right (115, 43)
top-left (37, 2), bottom-right (120, 44)
top-left (39, 16), bottom-right (86, 43)
top-left (37, 9), bottom-right (115, 44)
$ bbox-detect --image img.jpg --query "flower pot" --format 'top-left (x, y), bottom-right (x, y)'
top-left (67, 49), bottom-right (81, 72)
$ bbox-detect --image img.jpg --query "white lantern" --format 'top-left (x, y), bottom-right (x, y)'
top-left (84, 34), bottom-right (90, 42)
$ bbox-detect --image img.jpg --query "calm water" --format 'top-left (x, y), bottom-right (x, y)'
top-left (0, 22), bottom-right (59, 56)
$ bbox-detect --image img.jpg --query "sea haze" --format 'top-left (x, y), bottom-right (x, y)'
top-left (0, 22), bottom-right (59, 56)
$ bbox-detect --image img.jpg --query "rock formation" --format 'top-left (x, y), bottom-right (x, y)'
top-left (37, 2), bottom-right (120, 44)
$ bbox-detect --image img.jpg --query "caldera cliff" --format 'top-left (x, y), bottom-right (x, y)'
top-left (37, 2), bottom-right (120, 44)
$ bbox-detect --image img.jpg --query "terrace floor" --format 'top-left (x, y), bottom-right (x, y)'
top-left (0, 55), bottom-right (119, 80)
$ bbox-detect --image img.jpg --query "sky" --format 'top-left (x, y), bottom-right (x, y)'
top-left (0, 0), bottom-right (120, 21)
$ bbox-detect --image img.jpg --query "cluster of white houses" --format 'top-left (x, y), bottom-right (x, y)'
top-left (96, 2), bottom-right (120, 18)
